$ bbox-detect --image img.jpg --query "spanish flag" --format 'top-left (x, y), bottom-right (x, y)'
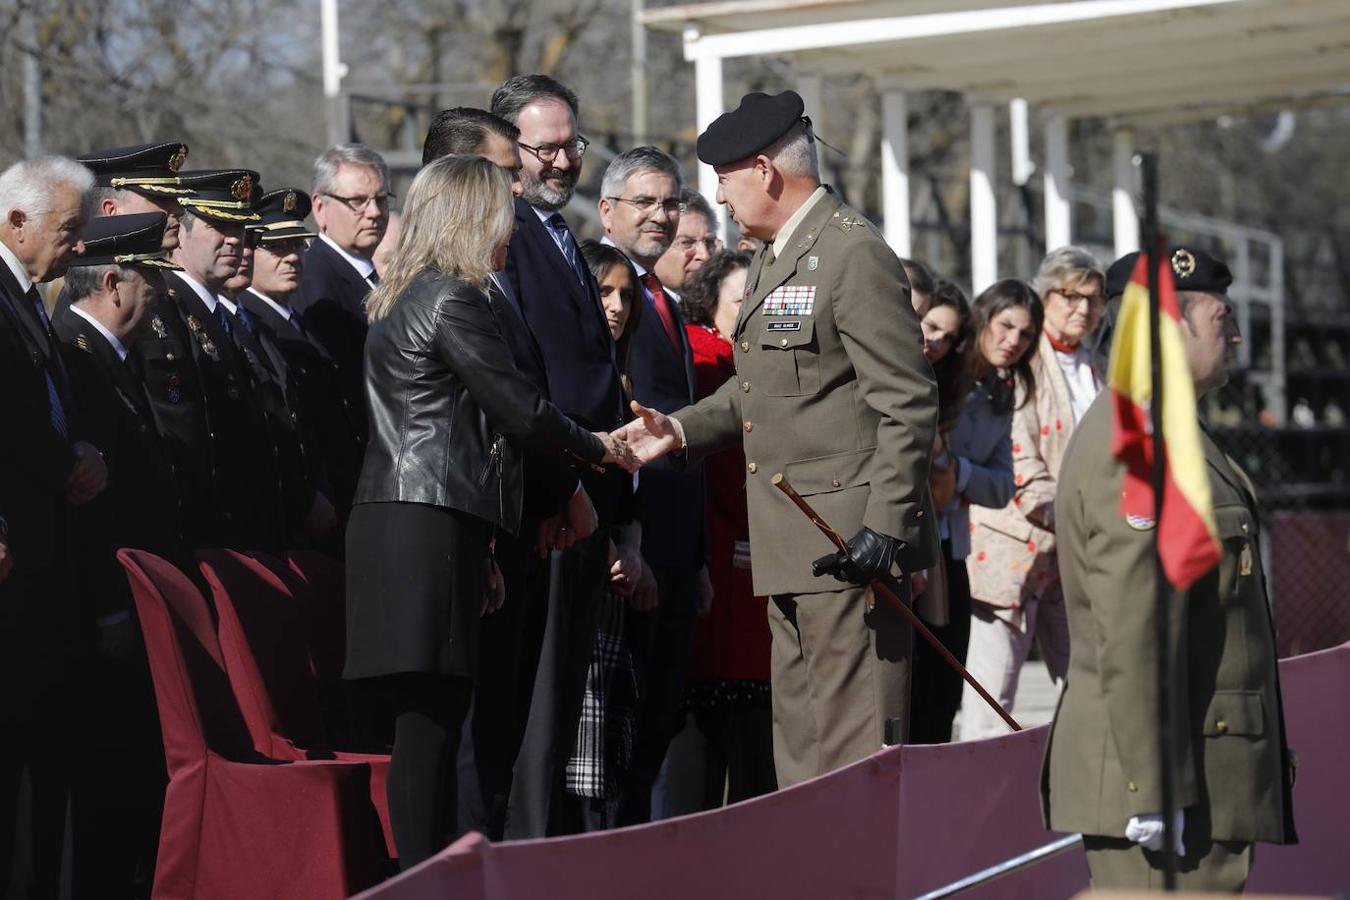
top-left (1108, 253), bottom-right (1221, 589)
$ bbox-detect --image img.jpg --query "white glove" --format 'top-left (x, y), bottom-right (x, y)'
top-left (1125, 810), bottom-right (1185, 857)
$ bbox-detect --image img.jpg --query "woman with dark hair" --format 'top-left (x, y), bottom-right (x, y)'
top-left (962, 249), bottom-right (1104, 741)
top-left (579, 240), bottom-right (644, 397)
top-left (675, 250), bottom-right (777, 806)
top-left (345, 156), bottom-right (632, 866)
top-left (911, 279), bottom-right (1040, 743)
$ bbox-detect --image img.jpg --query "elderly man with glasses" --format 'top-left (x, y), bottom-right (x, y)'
top-left (653, 188), bottom-right (720, 298)
top-left (293, 143), bottom-right (393, 444)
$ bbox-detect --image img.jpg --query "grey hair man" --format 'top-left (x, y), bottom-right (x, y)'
top-left (293, 143), bottom-right (392, 439)
top-left (0, 155), bottom-right (107, 893)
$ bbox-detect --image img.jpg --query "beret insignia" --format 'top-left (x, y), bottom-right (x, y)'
top-left (1171, 249), bottom-right (1196, 279)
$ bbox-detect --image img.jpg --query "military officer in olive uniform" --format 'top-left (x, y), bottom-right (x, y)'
top-left (1043, 247), bottom-right (1297, 891)
top-left (618, 91), bottom-right (938, 786)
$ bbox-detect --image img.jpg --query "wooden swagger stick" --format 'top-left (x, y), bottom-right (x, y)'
top-left (772, 473), bottom-right (1023, 733)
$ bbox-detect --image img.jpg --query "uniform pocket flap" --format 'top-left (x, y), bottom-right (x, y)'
top-left (784, 447), bottom-right (871, 496)
top-left (760, 317), bottom-right (815, 349)
top-left (1214, 504), bottom-right (1255, 540)
top-left (1203, 690), bottom-right (1265, 737)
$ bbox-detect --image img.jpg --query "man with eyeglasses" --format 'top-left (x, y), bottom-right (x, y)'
top-left (293, 143), bottom-right (393, 445)
top-left (653, 188), bottom-right (720, 297)
top-left (597, 146), bottom-right (714, 825)
top-left (490, 74), bottom-right (631, 838)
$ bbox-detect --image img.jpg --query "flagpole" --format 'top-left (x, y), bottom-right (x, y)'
top-left (1141, 152), bottom-right (1178, 889)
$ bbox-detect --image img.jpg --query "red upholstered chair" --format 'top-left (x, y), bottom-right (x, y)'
top-left (116, 549), bottom-right (381, 900)
top-left (196, 549), bottom-right (394, 857)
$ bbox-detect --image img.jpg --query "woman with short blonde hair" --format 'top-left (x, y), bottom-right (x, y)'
top-left (345, 153), bottom-right (631, 867)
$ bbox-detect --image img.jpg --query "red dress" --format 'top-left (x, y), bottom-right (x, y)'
top-left (684, 324), bottom-right (771, 696)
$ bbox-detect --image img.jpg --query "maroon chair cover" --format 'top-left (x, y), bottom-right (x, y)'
top-left (197, 549), bottom-right (395, 857)
top-left (117, 548), bottom-right (382, 899)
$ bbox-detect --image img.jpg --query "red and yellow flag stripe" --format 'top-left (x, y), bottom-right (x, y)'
top-left (1108, 254), bottom-right (1221, 589)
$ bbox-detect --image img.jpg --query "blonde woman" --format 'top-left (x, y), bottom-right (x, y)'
top-left (344, 155), bottom-right (632, 868)
top-left (961, 246), bottom-right (1105, 741)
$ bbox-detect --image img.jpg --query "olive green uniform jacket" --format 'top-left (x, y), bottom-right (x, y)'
top-left (675, 188), bottom-right (938, 597)
top-left (1041, 392), bottom-right (1297, 845)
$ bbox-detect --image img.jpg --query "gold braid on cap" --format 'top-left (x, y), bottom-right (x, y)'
top-left (180, 201), bottom-right (261, 222)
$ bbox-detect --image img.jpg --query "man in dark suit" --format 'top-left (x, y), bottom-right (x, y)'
top-left (490, 75), bottom-right (631, 837)
top-left (164, 169), bottom-right (286, 551)
top-left (55, 212), bottom-right (183, 899)
top-left (421, 106), bottom-right (598, 838)
top-left (0, 156), bottom-right (107, 897)
top-left (292, 144), bottom-right (392, 441)
top-left (242, 188), bottom-right (356, 534)
top-left (598, 146), bottom-right (712, 824)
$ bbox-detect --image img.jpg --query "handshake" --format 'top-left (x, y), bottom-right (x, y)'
top-left (590, 400), bottom-right (687, 475)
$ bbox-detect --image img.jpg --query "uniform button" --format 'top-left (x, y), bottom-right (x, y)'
top-left (1127, 782), bottom-right (1138, 793)
top-left (740, 341), bottom-right (750, 352)
top-left (747, 462), bottom-right (758, 474)
top-left (166, 352), bottom-right (175, 362)
top-left (1216, 720), bottom-right (1228, 733)
top-left (831, 479), bottom-right (841, 488)
top-left (1241, 522), bottom-right (1249, 533)
top-left (741, 381), bottom-right (751, 393)
top-left (916, 510), bottom-right (924, 518)
top-left (780, 338), bottom-right (788, 347)
top-left (743, 421), bottom-right (753, 433)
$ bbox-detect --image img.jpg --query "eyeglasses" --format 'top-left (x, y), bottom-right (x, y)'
top-left (1053, 288), bottom-right (1106, 311)
top-left (322, 191), bottom-right (395, 214)
top-left (608, 196), bottom-right (686, 217)
top-left (517, 136), bottom-right (590, 163)
top-left (673, 236), bottom-right (718, 253)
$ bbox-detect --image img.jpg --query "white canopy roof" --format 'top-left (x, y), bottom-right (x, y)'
top-left (643, 0), bottom-right (1350, 126)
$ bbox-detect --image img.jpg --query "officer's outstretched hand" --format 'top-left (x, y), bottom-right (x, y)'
top-left (812, 527), bottom-right (905, 586)
top-left (612, 400), bottom-right (683, 466)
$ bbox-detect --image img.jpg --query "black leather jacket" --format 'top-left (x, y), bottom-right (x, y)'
top-left (354, 270), bottom-right (604, 534)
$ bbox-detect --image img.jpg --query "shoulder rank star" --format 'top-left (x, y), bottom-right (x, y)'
top-left (151, 315), bottom-right (168, 338)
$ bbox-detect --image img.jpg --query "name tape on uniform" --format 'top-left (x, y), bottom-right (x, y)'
top-left (762, 284), bottom-right (815, 317)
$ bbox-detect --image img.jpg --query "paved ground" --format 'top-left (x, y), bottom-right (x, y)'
top-left (953, 657), bottom-right (1060, 739)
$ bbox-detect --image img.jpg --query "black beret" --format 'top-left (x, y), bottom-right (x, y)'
top-left (77, 142), bottom-right (189, 196)
top-left (697, 90), bottom-right (806, 167)
top-left (249, 188), bottom-right (316, 242)
top-left (176, 169), bottom-right (262, 223)
top-left (67, 213), bottom-right (180, 270)
top-left (1105, 252), bottom-right (1139, 298)
top-left (1106, 246), bottom-right (1232, 297)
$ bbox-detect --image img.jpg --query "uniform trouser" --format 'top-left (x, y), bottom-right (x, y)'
top-left (1082, 835), bottom-right (1253, 893)
top-left (504, 532), bottom-right (608, 838)
top-left (958, 585), bottom-right (1070, 741)
top-left (768, 585), bottom-right (913, 788)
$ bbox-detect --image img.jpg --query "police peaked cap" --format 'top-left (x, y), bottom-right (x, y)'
top-left (67, 212), bottom-right (181, 270)
top-left (77, 142), bottom-right (190, 197)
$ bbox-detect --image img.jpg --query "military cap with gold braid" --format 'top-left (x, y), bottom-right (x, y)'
top-left (176, 169), bottom-right (262, 224)
top-left (249, 188), bottom-right (317, 241)
top-left (66, 213), bottom-right (182, 270)
top-left (77, 142), bottom-right (190, 197)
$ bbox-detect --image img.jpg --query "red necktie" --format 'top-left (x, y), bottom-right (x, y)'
top-left (642, 272), bottom-right (681, 353)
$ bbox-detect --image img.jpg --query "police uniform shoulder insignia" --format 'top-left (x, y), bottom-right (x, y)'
top-left (74, 334), bottom-right (91, 352)
top-left (151, 315), bottom-right (168, 338)
top-left (1171, 249), bottom-right (1196, 279)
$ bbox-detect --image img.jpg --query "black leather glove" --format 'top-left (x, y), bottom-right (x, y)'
top-left (811, 527), bottom-right (906, 586)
